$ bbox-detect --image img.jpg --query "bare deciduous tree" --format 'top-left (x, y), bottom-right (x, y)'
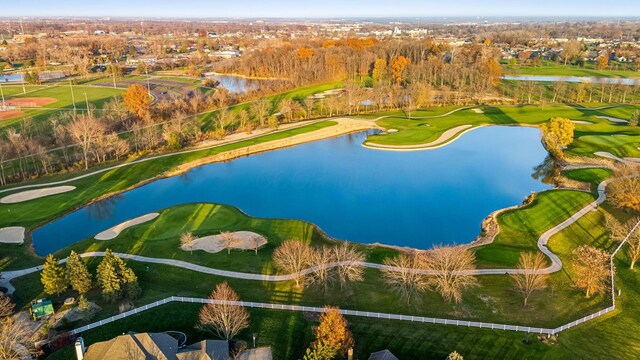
top-left (218, 231), bottom-right (238, 255)
top-left (510, 252), bottom-right (548, 306)
top-left (423, 245), bottom-right (478, 304)
top-left (0, 294), bottom-right (14, 319)
top-left (332, 242), bottom-right (365, 287)
top-left (382, 251), bottom-right (429, 305)
top-left (572, 245), bottom-right (610, 298)
top-left (180, 232), bottom-right (196, 254)
top-left (197, 282), bottom-right (250, 340)
top-left (68, 114), bottom-right (106, 169)
top-left (0, 295), bottom-right (37, 359)
top-left (248, 235), bottom-right (263, 255)
top-left (273, 239), bottom-right (314, 287)
top-left (625, 220), bottom-right (640, 269)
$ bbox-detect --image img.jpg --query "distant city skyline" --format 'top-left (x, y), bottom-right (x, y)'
top-left (3, 0), bottom-right (640, 18)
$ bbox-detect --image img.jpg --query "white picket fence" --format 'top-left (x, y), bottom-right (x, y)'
top-left (70, 220), bottom-right (640, 337)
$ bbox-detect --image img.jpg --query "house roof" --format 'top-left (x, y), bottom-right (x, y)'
top-left (368, 350), bottom-right (399, 360)
top-left (236, 347), bottom-right (273, 360)
top-left (176, 340), bottom-right (229, 360)
top-left (84, 332), bottom-right (179, 360)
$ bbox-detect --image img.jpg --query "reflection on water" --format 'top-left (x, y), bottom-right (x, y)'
top-left (532, 156), bottom-right (563, 187)
top-left (32, 127), bottom-right (552, 255)
top-left (85, 194), bottom-right (123, 221)
top-left (0, 72), bottom-right (66, 83)
top-left (502, 75), bottom-right (640, 85)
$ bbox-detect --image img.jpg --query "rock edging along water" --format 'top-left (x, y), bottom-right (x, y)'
top-left (94, 213), bottom-right (160, 240)
top-left (0, 186), bottom-right (76, 204)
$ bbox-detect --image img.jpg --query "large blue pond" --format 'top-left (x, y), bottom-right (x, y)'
top-left (32, 126), bottom-right (552, 255)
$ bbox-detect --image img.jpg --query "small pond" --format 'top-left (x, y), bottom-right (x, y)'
top-left (0, 72), bottom-right (66, 83)
top-left (502, 75), bottom-right (640, 85)
top-left (31, 126), bottom-right (552, 255)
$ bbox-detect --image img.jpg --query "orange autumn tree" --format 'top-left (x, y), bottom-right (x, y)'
top-left (122, 84), bottom-right (151, 119)
top-left (312, 306), bottom-right (354, 359)
top-left (297, 47), bottom-right (314, 60)
top-left (389, 56), bottom-right (411, 84)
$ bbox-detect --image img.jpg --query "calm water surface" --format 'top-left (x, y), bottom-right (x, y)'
top-left (32, 126), bottom-right (552, 255)
top-left (502, 75), bottom-right (640, 85)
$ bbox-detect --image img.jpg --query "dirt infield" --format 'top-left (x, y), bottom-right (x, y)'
top-left (5, 97), bottom-right (57, 107)
top-left (0, 109), bottom-right (24, 120)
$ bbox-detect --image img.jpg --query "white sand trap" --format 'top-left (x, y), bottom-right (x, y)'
top-left (595, 151), bottom-right (623, 162)
top-left (597, 116), bottom-right (629, 124)
top-left (387, 129), bottom-right (398, 133)
top-left (182, 231), bottom-right (267, 254)
top-left (94, 213), bottom-right (159, 240)
top-left (571, 120), bottom-right (593, 125)
top-left (472, 108), bottom-right (484, 114)
top-left (1, 186), bottom-right (76, 204)
top-left (0, 227), bottom-right (25, 244)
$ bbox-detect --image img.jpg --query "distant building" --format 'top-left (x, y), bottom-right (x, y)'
top-left (211, 50), bottom-right (241, 59)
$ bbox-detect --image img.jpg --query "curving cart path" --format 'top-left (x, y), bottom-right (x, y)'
top-left (0, 175), bottom-right (613, 295)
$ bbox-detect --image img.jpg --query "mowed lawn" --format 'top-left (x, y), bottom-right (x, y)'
top-left (38, 210), bottom-right (636, 360)
top-left (502, 60), bottom-right (640, 78)
top-left (360, 104), bottom-right (640, 158)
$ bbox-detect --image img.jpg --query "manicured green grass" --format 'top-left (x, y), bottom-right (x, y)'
top-left (475, 190), bottom-right (596, 268)
top-left (359, 104), bottom-right (640, 158)
top-left (503, 60), bottom-right (640, 78)
top-left (563, 168), bottom-right (613, 186)
top-left (0, 85), bottom-right (123, 128)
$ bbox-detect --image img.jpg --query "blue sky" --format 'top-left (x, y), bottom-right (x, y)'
top-left (4, 0), bottom-right (640, 18)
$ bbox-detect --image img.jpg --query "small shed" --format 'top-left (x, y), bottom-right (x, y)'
top-left (30, 299), bottom-right (54, 320)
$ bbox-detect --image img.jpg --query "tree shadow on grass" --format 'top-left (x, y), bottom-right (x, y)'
top-left (482, 106), bottom-right (518, 125)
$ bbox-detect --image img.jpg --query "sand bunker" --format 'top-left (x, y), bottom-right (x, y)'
top-left (5, 97), bottom-right (57, 107)
top-left (571, 120), bottom-right (593, 125)
top-left (182, 231), bottom-right (267, 254)
top-left (0, 227), bottom-right (25, 244)
top-left (471, 108), bottom-right (485, 114)
top-left (597, 116), bottom-right (629, 124)
top-left (94, 213), bottom-right (159, 240)
top-left (0, 186), bottom-right (76, 204)
top-left (594, 151), bottom-right (623, 162)
top-left (387, 129), bottom-right (398, 133)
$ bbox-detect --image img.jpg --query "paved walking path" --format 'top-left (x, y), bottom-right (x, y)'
top-left (0, 173), bottom-right (610, 295)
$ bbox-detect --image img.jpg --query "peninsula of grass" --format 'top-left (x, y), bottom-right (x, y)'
top-left (360, 104), bottom-right (640, 158)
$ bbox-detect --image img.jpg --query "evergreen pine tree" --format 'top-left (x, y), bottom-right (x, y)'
top-left (41, 254), bottom-right (68, 296)
top-left (66, 251), bottom-right (92, 295)
top-left (117, 259), bottom-right (141, 300)
top-left (96, 249), bottom-right (122, 303)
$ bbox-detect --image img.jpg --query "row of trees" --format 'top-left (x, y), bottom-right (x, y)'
top-left (40, 249), bottom-right (141, 304)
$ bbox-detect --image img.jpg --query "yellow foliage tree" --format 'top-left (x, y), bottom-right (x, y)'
top-left (313, 306), bottom-right (354, 358)
top-left (389, 56), bottom-right (411, 84)
top-left (372, 58), bottom-right (387, 83)
top-left (597, 54), bottom-right (609, 70)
